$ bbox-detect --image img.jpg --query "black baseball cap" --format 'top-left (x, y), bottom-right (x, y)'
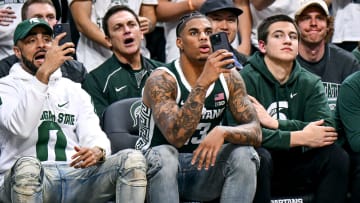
top-left (200, 0), bottom-right (243, 16)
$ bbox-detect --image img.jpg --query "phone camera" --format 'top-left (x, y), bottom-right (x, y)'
top-left (212, 34), bottom-right (221, 44)
top-left (54, 24), bottom-right (62, 32)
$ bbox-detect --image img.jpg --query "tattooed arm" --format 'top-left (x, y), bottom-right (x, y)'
top-left (191, 69), bottom-right (261, 170)
top-left (224, 69), bottom-right (262, 146)
top-left (142, 69), bottom-right (208, 148)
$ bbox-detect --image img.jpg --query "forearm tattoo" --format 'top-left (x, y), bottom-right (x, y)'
top-left (226, 71), bottom-right (262, 146)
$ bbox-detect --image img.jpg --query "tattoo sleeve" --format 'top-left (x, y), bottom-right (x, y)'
top-left (225, 70), bottom-right (262, 147)
top-left (144, 70), bottom-right (208, 147)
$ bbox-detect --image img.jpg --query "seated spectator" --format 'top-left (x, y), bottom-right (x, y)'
top-left (336, 71), bottom-right (360, 203)
top-left (82, 5), bottom-right (164, 118)
top-left (295, 0), bottom-right (360, 111)
top-left (241, 14), bottom-right (349, 202)
top-left (0, 0), bottom-right (87, 83)
top-left (0, 18), bottom-right (146, 202)
top-left (135, 12), bottom-right (261, 203)
top-left (199, 2), bottom-right (268, 202)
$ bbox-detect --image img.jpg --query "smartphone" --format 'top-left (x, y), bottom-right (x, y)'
top-left (53, 23), bottom-right (72, 45)
top-left (210, 32), bottom-right (235, 69)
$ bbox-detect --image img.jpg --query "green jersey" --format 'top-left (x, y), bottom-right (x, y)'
top-left (135, 59), bottom-right (229, 153)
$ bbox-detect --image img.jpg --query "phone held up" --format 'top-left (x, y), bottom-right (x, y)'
top-left (53, 23), bottom-right (72, 45)
top-left (210, 32), bottom-right (235, 69)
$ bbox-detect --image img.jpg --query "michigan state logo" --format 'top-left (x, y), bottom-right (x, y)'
top-left (130, 100), bottom-right (142, 127)
top-left (267, 101), bottom-right (288, 120)
top-left (29, 18), bottom-right (40, 24)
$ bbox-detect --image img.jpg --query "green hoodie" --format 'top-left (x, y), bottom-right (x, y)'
top-left (241, 52), bottom-right (334, 150)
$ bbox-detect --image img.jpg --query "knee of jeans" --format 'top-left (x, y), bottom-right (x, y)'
top-left (229, 146), bottom-right (259, 172)
top-left (146, 145), bottom-right (178, 179)
top-left (121, 150), bottom-right (147, 187)
top-left (11, 157), bottom-right (43, 196)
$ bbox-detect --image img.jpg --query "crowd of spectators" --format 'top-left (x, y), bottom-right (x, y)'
top-left (1, 0), bottom-right (360, 202)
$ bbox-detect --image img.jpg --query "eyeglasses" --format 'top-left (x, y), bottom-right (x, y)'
top-left (176, 11), bottom-right (204, 37)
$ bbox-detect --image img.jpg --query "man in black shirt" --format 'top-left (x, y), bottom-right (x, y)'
top-left (295, 0), bottom-right (360, 111)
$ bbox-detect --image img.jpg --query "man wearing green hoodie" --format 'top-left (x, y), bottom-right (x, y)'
top-left (241, 14), bottom-right (349, 202)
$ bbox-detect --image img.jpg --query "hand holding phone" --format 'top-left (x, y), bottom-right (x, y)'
top-left (210, 32), bottom-right (235, 69)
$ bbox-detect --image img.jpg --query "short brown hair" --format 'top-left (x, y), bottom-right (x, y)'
top-left (21, 0), bottom-right (54, 21)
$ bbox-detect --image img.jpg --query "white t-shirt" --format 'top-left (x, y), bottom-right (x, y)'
top-left (68, 0), bottom-right (158, 72)
top-left (163, 0), bottom-right (183, 63)
top-left (0, 1), bottom-right (24, 60)
top-left (331, 0), bottom-right (360, 43)
top-left (250, 0), bottom-right (300, 48)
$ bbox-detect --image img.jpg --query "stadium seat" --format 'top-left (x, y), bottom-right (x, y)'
top-left (101, 97), bottom-right (142, 153)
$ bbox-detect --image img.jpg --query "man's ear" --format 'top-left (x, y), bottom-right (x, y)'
top-left (13, 46), bottom-right (21, 60)
top-left (176, 38), bottom-right (184, 52)
top-left (258, 40), bottom-right (266, 54)
top-left (105, 36), bottom-right (113, 50)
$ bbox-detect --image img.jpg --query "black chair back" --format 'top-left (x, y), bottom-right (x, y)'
top-left (102, 97), bottom-right (142, 153)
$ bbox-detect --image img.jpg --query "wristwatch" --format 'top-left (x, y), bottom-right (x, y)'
top-left (96, 146), bottom-right (106, 163)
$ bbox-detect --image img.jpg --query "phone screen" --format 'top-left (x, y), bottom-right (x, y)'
top-left (53, 23), bottom-right (72, 45)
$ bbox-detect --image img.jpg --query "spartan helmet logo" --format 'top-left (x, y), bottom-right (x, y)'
top-left (130, 100), bottom-right (142, 127)
top-left (29, 18), bottom-right (40, 24)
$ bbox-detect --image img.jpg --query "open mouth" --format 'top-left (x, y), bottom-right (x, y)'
top-left (33, 51), bottom-right (46, 63)
top-left (124, 38), bottom-right (135, 45)
top-left (35, 52), bottom-right (45, 59)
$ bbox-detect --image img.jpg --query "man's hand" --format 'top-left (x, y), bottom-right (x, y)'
top-left (139, 16), bottom-right (153, 34)
top-left (301, 119), bottom-right (338, 148)
top-left (70, 146), bottom-right (104, 168)
top-left (191, 126), bottom-right (225, 170)
top-left (0, 8), bottom-right (16, 26)
top-left (249, 95), bottom-right (278, 129)
top-left (197, 49), bottom-right (233, 88)
top-left (36, 32), bottom-right (75, 84)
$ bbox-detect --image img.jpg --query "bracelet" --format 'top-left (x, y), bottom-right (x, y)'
top-left (188, 0), bottom-right (195, 11)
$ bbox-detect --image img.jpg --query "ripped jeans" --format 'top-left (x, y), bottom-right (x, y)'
top-left (0, 149), bottom-right (147, 203)
top-left (145, 144), bottom-right (260, 203)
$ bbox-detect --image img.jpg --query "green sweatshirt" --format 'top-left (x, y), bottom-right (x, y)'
top-left (336, 71), bottom-right (360, 152)
top-left (240, 52), bottom-right (334, 150)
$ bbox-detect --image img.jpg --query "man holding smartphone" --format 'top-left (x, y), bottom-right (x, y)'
top-left (135, 12), bottom-right (261, 203)
top-left (0, 18), bottom-right (147, 203)
top-left (0, 0), bottom-right (87, 83)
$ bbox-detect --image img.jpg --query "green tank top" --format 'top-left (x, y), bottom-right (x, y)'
top-left (135, 60), bottom-right (229, 153)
